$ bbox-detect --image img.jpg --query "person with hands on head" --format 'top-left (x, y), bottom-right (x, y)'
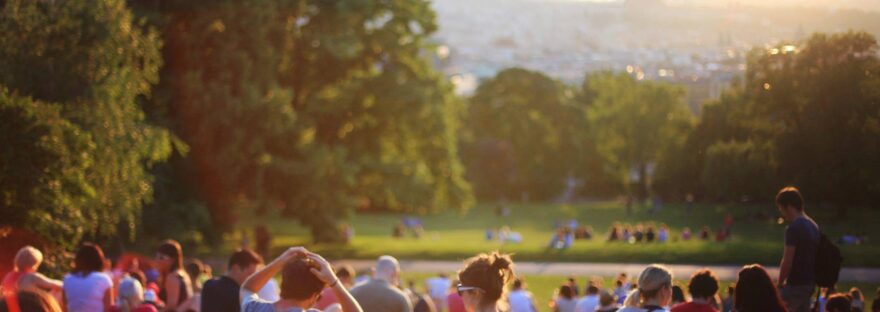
top-left (239, 247), bottom-right (363, 312)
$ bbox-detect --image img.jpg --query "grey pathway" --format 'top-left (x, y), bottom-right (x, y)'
top-left (339, 259), bottom-right (880, 283)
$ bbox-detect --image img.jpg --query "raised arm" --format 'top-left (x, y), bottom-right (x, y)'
top-left (241, 247), bottom-right (308, 299)
top-left (307, 254), bottom-right (363, 312)
top-left (31, 272), bottom-right (63, 291)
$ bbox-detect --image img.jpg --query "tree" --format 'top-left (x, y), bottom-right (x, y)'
top-left (0, 0), bottom-right (171, 241)
top-left (580, 71), bottom-right (694, 201)
top-left (139, 0), bottom-right (473, 242)
top-left (465, 68), bottom-right (583, 200)
top-left (0, 89), bottom-right (94, 273)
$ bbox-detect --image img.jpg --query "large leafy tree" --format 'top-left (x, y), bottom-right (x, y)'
top-left (0, 0), bottom-right (171, 242)
top-left (0, 89), bottom-right (94, 274)
top-left (465, 68), bottom-right (583, 200)
top-left (580, 71), bottom-right (694, 201)
top-left (141, 0), bottom-right (473, 242)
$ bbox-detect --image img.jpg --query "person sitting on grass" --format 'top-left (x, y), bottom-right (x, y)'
top-left (456, 252), bottom-right (514, 312)
top-left (671, 285), bottom-right (686, 306)
top-left (239, 247), bottom-right (362, 312)
top-left (575, 284), bottom-right (601, 312)
top-left (553, 284), bottom-right (577, 312)
top-left (671, 269), bottom-right (719, 312)
top-left (619, 264), bottom-right (674, 312)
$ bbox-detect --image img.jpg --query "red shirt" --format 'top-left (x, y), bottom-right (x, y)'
top-left (671, 302), bottom-right (719, 312)
top-left (447, 293), bottom-right (466, 312)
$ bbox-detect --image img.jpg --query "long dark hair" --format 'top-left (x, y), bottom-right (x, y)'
top-left (734, 265), bottom-right (788, 312)
top-left (72, 242), bottom-right (105, 276)
top-left (558, 284), bottom-right (574, 300)
top-left (157, 239), bottom-right (184, 272)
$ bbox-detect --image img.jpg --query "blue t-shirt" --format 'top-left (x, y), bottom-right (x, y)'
top-left (784, 215), bottom-right (820, 285)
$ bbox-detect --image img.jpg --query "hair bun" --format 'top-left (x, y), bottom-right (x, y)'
top-left (489, 252), bottom-right (513, 272)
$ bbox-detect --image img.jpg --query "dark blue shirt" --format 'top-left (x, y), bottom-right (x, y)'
top-left (784, 215), bottom-right (819, 285)
top-left (202, 276), bottom-right (241, 312)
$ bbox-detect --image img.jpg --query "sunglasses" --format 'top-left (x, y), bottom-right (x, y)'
top-left (456, 284), bottom-right (485, 296)
top-left (155, 253), bottom-right (171, 261)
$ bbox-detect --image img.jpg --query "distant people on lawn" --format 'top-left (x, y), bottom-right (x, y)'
top-left (734, 264), bottom-right (787, 312)
top-left (619, 264), bottom-right (673, 312)
top-left (455, 252), bottom-right (514, 312)
top-left (155, 239), bottom-right (193, 311)
top-left (63, 243), bottom-right (114, 312)
top-left (507, 278), bottom-right (538, 312)
top-left (202, 248), bottom-right (263, 312)
top-left (720, 286), bottom-right (733, 312)
top-left (239, 247), bottom-right (362, 312)
top-left (671, 269), bottom-right (719, 312)
top-left (1, 246), bottom-right (63, 296)
top-left (552, 284), bottom-right (577, 312)
top-left (776, 187), bottom-right (819, 312)
top-left (350, 255), bottom-right (413, 312)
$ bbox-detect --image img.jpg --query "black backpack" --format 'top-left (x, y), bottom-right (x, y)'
top-left (814, 231), bottom-right (843, 288)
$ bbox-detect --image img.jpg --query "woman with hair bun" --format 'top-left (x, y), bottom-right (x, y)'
top-left (456, 252), bottom-right (514, 312)
top-left (619, 264), bottom-right (673, 312)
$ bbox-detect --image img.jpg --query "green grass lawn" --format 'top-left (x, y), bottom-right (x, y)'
top-left (233, 201), bottom-right (880, 267)
top-left (399, 272), bottom-right (879, 312)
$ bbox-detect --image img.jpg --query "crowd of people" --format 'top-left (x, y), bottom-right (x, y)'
top-left (0, 187), bottom-right (876, 312)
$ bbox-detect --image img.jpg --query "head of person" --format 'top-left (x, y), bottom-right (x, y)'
top-left (279, 257), bottom-right (324, 306)
top-left (374, 255), bottom-right (401, 284)
top-left (558, 285), bottom-right (574, 300)
top-left (156, 239), bottom-right (184, 273)
top-left (587, 285), bottom-right (600, 295)
top-left (623, 264), bottom-right (673, 308)
top-left (457, 252), bottom-right (514, 312)
top-left (598, 290), bottom-right (617, 308)
top-left (0, 290), bottom-right (61, 312)
top-left (512, 278), bottom-right (525, 290)
top-left (734, 264), bottom-right (787, 312)
top-left (227, 248), bottom-right (263, 284)
top-left (825, 293), bottom-right (851, 312)
top-left (671, 285), bottom-right (685, 303)
top-left (726, 285), bottom-right (735, 297)
top-left (118, 276), bottom-right (146, 308)
top-left (185, 259), bottom-right (205, 289)
top-left (849, 287), bottom-right (864, 301)
top-left (775, 186), bottom-right (804, 221)
top-left (687, 269), bottom-right (719, 301)
top-left (14, 246), bottom-right (43, 273)
top-left (334, 264), bottom-right (355, 287)
top-left (73, 242), bottom-right (105, 276)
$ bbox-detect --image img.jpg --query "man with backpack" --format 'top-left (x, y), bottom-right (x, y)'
top-left (776, 187), bottom-right (820, 312)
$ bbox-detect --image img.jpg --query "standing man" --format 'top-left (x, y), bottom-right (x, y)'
top-left (776, 187), bottom-right (820, 312)
top-left (201, 249), bottom-right (263, 312)
top-left (350, 255), bottom-right (413, 312)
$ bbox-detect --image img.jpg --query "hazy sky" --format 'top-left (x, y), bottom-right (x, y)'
top-left (555, 0), bottom-right (880, 12)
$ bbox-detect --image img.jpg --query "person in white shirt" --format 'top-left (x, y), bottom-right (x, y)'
top-left (576, 285), bottom-right (601, 312)
top-left (63, 243), bottom-right (114, 312)
top-left (507, 278), bottom-right (538, 312)
top-left (426, 273), bottom-right (451, 311)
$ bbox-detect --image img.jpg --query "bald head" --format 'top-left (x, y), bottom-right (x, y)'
top-left (375, 255), bottom-right (400, 282)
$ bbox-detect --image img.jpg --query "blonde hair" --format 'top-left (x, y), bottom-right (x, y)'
top-left (623, 264), bottom-right (673, 307)
top-left (14, 246), bottom-right (43, 271)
